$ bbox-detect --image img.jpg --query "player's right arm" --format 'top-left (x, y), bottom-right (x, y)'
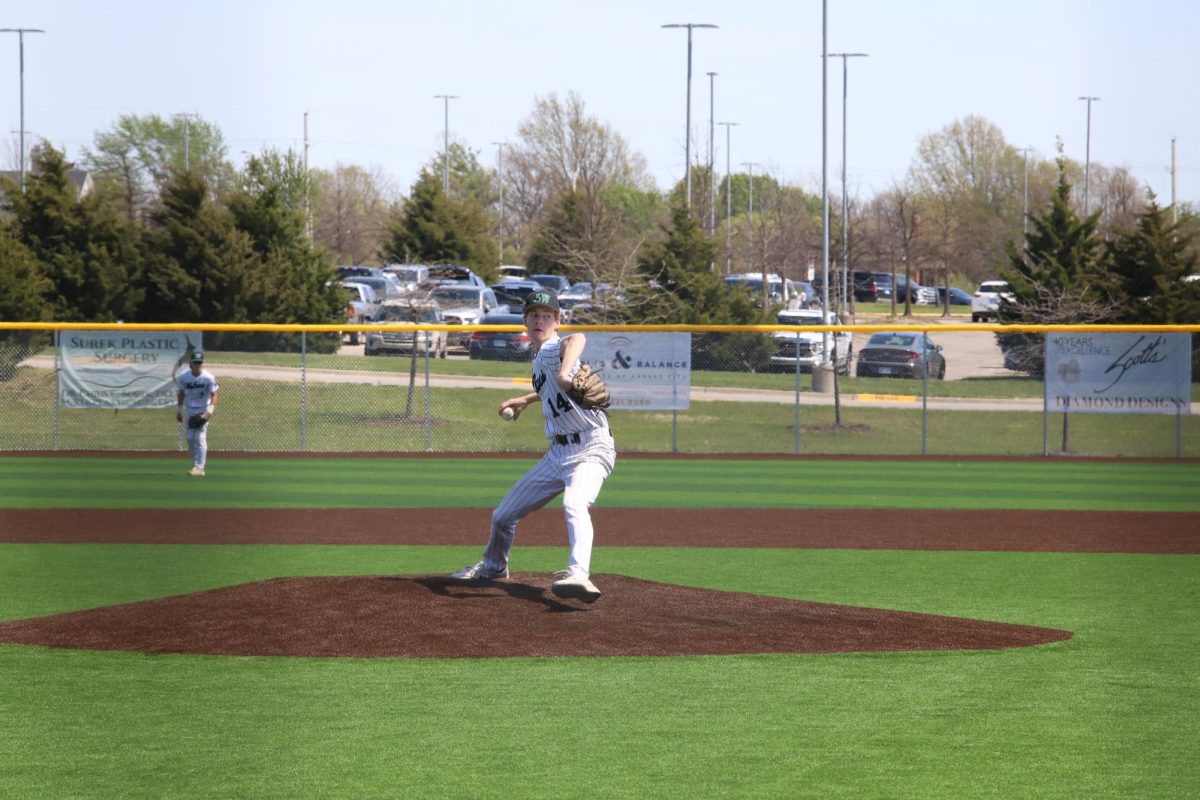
top-left (501, 391), bottom-right (538, 420)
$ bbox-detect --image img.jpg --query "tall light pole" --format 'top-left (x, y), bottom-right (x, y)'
top-left (1079, 96), bottom-right (1099, 216)
top-left (434, 94), bottom-right (458, 193)
top-left (707, 71), bottom-right (717, 237)
top-left (661, 23), bottom-right (718, 208)
top-left (492, 141), bottom-right (506, 266)
top-left (1018, 147), bottom-right (1032, 236)
top-left (1, 27), bottom-right (46, 193)
top-left (828, 52), bottom-right (868, 315)
top-left (819, 0), bottom-right (831, 363)
top-left (718, 121), bottom-right (738, 274)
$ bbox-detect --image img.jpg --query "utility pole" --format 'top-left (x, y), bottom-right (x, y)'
top-left (718, 121), bottom-right (738, 274)
top-left (1079, 96), bottom-right (1100, 216)
top-left (303, 111), bottom-right (313, 241)
top-left (1, 28), bottom-right (47, 193)
top-left (173, 112), bottom-right (201, 170)
top-left (707, 71), bottom-right (717, 237)
top-left (492, 141), bottom-right (506, 266)
top-left (1171, 137), bottom-right (1178, 224)
top-left (743, 161), bottom-right (765, 310)
top-left (434, 95), bottom-right (458, 193)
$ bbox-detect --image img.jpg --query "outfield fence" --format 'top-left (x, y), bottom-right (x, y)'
top-left (1, 322), bottom-right (1197, 458)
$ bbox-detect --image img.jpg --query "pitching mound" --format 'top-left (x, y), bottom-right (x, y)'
top-left (0, 574), bottom-right (1070, 658)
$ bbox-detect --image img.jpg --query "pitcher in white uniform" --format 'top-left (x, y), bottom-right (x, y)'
top-left (451, 290), bottom-right (615, 603)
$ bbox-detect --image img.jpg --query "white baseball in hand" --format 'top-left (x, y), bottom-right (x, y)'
top-left (500, 407), bottom-right (516, 421)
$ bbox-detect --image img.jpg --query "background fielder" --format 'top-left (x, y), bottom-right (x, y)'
top-left (176, 351), bottom-right (218, 477)
top-left (451, 290), bottom-right (615, 603)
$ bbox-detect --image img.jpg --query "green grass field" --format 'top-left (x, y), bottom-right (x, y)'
top-left (1, 456), bottom-right (1198, 799)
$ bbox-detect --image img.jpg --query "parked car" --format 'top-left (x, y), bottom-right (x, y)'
top-left (490, 279), bottom-right (544, 304)
top-left (872, 272), bottom-right (937, 304)
top-left (430, 284), bottom-right (500, 351)
top-left (382, 264), bottom-right (430, 294)
top-left (971, 280), bottom-right (1015, 322)
top-left (530, 273), bottom-right (572, 294)
top-left (811, 269), bottom-right (882, 303)
top-left (335, 265), bottom-right (389, 281)
top-left (788, 280), bottom-right (818, 308)
top-left (769, 309), bottom-right (853, 374)
top-left (337, 281), bottom-right (381, 345)
top-left (855, 331), bottom-right (946, 379)
top-left (559, 282), bottom-right (594, 309)
top-left (428, 263), bottom-right (487, 288)
top-left (342, 274), bottom-right (404, 302)
top-left (468, 311), bottom-right (532, 360)
top-left (498, 264), bottom-right (528, 280)
top-left (723, 272), bottom-right (792, 306)
top-left (935, 287), bottom-right (974, 306)
top-left (364, 302), bottom-right (448, 358)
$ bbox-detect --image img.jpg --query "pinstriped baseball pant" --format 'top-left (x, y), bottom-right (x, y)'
top-left (482, 432), bottom-right (615, 576)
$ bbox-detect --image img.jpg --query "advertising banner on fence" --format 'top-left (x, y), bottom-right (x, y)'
top-left (59, 331), bottom-right (203, 409)
top-left (1044, 332), bottom-right (1192, 414)
top-left (581, 332), bottom-right (691, 410)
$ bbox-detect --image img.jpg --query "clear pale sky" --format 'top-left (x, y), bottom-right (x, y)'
top-left (4, 0), bottom-right (1196, 204)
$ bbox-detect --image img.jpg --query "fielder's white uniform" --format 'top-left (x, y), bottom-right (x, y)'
top-left (481, 334), bottom-right (615, 576)
top-left (177, 368), bottom-right (218, 470)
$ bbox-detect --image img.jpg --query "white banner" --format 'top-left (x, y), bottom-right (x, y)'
top-left (581, 332), bottom-right (691, 410)
top-left (1044, 332), bottom-right (1192, 414)
top-left (59, 331), bottom-right (203, 409)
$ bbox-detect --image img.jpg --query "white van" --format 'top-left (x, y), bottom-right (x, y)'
top-left (971, 280), bottom-right (1015, 322)
top-left (383, 264), bottom-right (430, 294)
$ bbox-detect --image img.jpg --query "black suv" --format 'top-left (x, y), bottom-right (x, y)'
top-left (811, 270), bottom-right (880, 302)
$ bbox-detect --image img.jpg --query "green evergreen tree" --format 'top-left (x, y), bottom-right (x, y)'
top-left (997, 162), bottom-right (1110, 375)
top-left (1107, 197), bottom-right (1199, 324)
top-left (140, 171), bottom-right (257, 322)
top-left (226, 151), bottom-right (342, 327)
top-left (381, 172), bottom-right (497, 277)
top-left (6, 145), bottom-right (143, 321)
top-left (0, 226), bottom-right (51, 381)
top-left (630, 203), bottom-right (772, 370)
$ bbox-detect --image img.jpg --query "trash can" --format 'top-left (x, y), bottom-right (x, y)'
top-left (812, 362), bottom-right (836, 393)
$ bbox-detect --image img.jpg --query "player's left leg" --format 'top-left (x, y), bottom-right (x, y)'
top-left (195, 422), bottom-right (209, 469)
top-left (560, 458), bottom-right (612, 575)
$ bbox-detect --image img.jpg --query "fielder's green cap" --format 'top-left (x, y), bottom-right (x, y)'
top-left (190, 351), bottom-right (204, 363)
top-left (523, 291), bottom-right (560, 316)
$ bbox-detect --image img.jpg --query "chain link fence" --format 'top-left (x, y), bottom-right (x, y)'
top-left (1, 324), bottom-right (1196, 457)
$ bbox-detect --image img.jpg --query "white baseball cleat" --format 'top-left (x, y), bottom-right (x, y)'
top-left (188, 467), bottom-right (205, 477)
top-left (450, 561), bottom-right (509, 581)
top-left (551, 568), bottom-right (601, 603)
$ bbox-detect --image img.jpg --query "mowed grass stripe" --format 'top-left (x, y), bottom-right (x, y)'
top-left (1, 457), bottom-right (1197, 511)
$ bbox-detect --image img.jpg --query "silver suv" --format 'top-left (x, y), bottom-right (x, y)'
top-left (364, 302), bottom-right (448, 358)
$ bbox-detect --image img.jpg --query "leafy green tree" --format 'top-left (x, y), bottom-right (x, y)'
top-left (82, 113), bottom-right (233, 221)
top-left (381, 172), bottom-right (496, 277)
top-left (1107, 197), bottom-right (1199, 323)
top-left (6, 145), bottom-right (143, 321)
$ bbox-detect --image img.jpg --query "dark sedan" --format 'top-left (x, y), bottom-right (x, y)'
top-left (468, 311), bottom-right (532, 360)
top-left (855, 331), bottom-right (946, 379)
top-left (935, 287), bottom-right (974, 306)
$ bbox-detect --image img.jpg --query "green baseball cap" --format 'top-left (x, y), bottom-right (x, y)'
top-left (190, 351), bottom-right (204, 363)
top-left (523, 291), bottom-right (560, 316)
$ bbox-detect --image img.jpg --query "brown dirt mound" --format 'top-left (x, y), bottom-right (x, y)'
top-left (0, 574), bottom-right (1071, 659)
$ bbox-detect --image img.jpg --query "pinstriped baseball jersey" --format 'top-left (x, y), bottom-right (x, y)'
top-left (531, 335), bottom-right (609, 440)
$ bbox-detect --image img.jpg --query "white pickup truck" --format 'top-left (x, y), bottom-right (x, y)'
top-left (971, 280), bottom-right (1014, 323)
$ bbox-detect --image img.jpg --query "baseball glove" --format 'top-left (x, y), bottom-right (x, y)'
top-left (568, 364), bottom-right (611, 410)
top-left (187, 414), bottom-right (208, 429)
